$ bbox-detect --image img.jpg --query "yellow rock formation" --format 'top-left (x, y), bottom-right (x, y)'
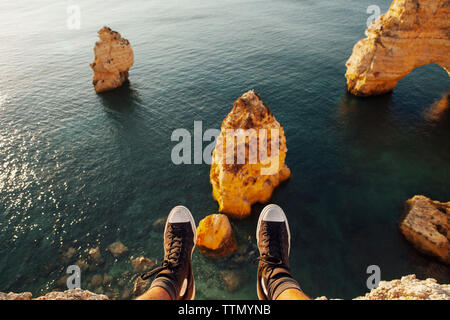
top-left (346, 0), bottom-right (450, 96)
top-left (399, 195), bottom-right (449, 265)
top-left (90, 26), bottom-right (134, 93)
top-left (196, 214), bottom-right (237, 257)
top-left (210, 90), bottom-right (291, 219)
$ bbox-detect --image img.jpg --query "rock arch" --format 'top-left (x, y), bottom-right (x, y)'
top-left (345, 0), bottom-right (450, 97)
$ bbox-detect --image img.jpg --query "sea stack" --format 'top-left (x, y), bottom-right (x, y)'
top-left (345, 0), bottom-right (450, 96)
top-left (399, 195), bottom-right (449, 265)
top-left (210, 90), bottom-right (290, 219)
top-left (90, 26), bottom-right (134, 93)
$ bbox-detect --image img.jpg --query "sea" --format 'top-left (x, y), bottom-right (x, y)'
top-left (0, 0), bottom-right (449, 299)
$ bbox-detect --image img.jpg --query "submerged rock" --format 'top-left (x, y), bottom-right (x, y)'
top-left (102, 273), bottom-right (113, 285)
top-left (61, 247), bottom-right (77, 263)
top-left (196, 214), bottom-right (237, 257)
top-left (210, 90), bottom-right (291, 218)
top-left (131, 257), bottom-right (156, 273)
top-left (107, 241), bottom-right (129, 258)
top-left (91, 274), bottom-right (103, 287)
top-left (90, 26), bottom-right (134, 93)
top-left (399, 195), bottom-right (449, 265)
top-left (220, 270), bottom-right (243, 292)
top-left (75, 259), bottom-right (89, 272)
top-left (88, 246), bottom-right (103, 263)
top-left (152, 217), bottom-right (166, 231)
top-left (345, 0), bottom-right (450, 96)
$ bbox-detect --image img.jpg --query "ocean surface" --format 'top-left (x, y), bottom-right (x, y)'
top-left (0, 0), bottom-right (449, 299)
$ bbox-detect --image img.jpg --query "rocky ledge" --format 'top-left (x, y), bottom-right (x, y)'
top-left (90, 26), bottom-right (134, 93)
top-left (399, 195), bottom-right (449, 265)
top-left (354, 275), bottom-right (450, 300)
top-left (3, 275), bottom-right (448, 300)
top-left (210, 90), bottom-right (291, 219)
top-left (317, 275), bottom-right (450, 300)
top-left (345, 0), bottom-right (450, 96)
top-left (0, 289), bottom-right (108, 300)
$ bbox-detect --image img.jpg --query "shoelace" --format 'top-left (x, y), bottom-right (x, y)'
top-left (253, 223), bottom-right (287, 280)
top-left (261, 223), bottom-right (283, 260)
top-left (254, 255), bottom-right (283, 278)
top-left (141, 225), bottom-right (185, 281)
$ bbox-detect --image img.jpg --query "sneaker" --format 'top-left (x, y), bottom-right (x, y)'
top-left (141, 206), bottom-right (197, 300)
top-left (256, 204), bottom-right (301, 300)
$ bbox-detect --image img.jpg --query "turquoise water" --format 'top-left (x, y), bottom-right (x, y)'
top-left (0, 0), bottom-right (449, 299)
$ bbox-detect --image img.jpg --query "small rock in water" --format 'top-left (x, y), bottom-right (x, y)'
top-left (131, 257), bottom-right (156, 273)
top-left (91, 274), bottom-right (103, 287)
top-left (107, 241), bottom-right (129, 258)
top-left (152, 217), bottom-right (166, 231)
top-left (75, 259), bottom-right (89, 272)
top-left (220, 270), bottom-right (242, 292)
top-left (62, 247), bottom-right (77, 263)
top-left (196, 214), bottom-right (237, 257)
top-left (103, 273), bottom-right (113, 285)
top-left (88, 246), bottom-right (104, 264)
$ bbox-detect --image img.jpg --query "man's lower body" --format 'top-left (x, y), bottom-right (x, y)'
top-left (136, 204), bottom-right (310, 300)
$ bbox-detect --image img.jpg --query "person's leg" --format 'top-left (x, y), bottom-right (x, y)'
top-left (135, 287), bottom-right (171, 300)
top-left (276, 288), bottom-right (311, 300)
top-left (135, 206), bottom-right (197, 300)
top-left (255, 204), bottom-right (311, 300)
